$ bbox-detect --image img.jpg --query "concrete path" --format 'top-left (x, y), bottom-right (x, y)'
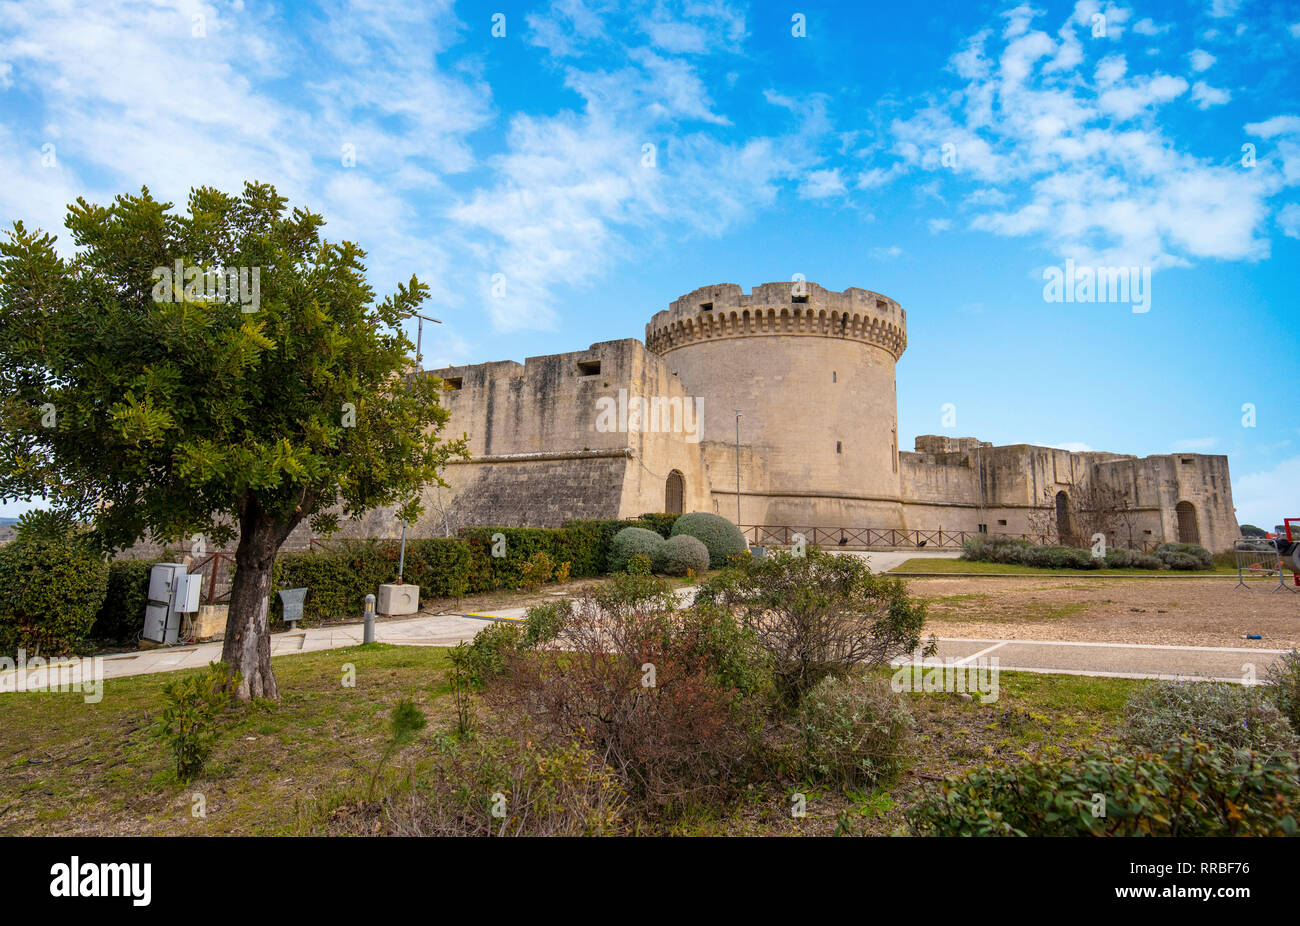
top-left (4, 610), bottom-right (1288, 692)
top-left (900, 637), bottom-right (1287, 684)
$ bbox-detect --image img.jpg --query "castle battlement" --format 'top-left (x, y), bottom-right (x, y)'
top-left (645, 280), bottom-right (907, 359)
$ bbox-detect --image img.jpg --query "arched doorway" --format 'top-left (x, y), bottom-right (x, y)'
top-left (665, 470), bottom-right (684, 515)
top-left (1176, 501), bottom-right (1200, 545)
top-left (1055, 491), bottom-right (1071, 542)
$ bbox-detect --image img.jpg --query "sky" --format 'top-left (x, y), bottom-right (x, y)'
top-left (0, 0), bottom-right (1297, 529)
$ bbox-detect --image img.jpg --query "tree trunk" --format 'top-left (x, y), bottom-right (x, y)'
top-left (221, 495), bottom-right (305, 701)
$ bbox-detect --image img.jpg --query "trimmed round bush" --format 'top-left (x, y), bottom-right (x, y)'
top-left (607, 527), bottom-right (665, 573)
top-left (1160, 551), bottom-right (1202, 570)
top-left (1020, 545), bottom-right (1100, 569)
top-left (670, 512), bottom-right (746, 569)
top-left (1103, 549), bottom-right (1162, 569)
top-left (0, 513), bottom-right (110, 656)
top-left (1124, 680), bottom-right (1299, 756)
top-left (1156, 542), bottom-right (1212, 570)
top-left (651, 534), bottom-right (710, 577)
top-left (798, 674), bottom-right (914, 788)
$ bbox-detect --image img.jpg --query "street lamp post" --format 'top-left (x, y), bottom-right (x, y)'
top-left (397, 311), bottom-right (442, 583)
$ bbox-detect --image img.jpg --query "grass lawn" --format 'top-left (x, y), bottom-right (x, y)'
top-left (890, 558), bottom-right (1238, 576)
top-left (0, 642), bottom-right (1142, 836)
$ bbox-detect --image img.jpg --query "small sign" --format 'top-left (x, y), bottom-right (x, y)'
top-left (279, 587), bottom-right (308, 630)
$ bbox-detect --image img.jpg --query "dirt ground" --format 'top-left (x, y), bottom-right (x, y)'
top-left (915, 575), bottom-right (1300, 648)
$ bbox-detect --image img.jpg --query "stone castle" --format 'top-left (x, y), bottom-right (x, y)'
top-left (400, 280), bottom-right (1238, 553)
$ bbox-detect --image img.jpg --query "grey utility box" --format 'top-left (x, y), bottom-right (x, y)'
top-left (142, 563), bottom-right (202, 644)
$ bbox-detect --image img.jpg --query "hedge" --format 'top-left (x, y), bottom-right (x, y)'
top-left (265, 514), bottom-right (687, 625)
top-left (92, 559), bottom-right (159, 645)
top-left (0, 518), bottom-right (110, 657)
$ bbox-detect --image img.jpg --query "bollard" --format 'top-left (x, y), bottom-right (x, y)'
top-left (363, 593), bottom-right (376, 644)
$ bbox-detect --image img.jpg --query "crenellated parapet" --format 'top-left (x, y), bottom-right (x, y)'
top-left (645, 281), bottom-right (907, 359)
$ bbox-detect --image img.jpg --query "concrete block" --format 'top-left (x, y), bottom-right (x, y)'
top-left (193, 604), bottom-right (227, 642)
top-left (377, 584), bottom-right (420, 616)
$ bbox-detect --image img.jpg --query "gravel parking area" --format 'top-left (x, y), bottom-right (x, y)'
top-left (914, 575), bottom-right (1300, 649)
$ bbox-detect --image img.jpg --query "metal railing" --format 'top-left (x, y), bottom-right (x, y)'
top-left (740, 526), bottom-right (1164, 553)
top-left (1232, 539), bottom-right (1298, 593)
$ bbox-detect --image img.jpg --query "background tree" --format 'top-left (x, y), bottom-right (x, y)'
top-left (0, 183), bottom-right (467, 699)
top-left (1240, 524), bottom-right (1266, 538)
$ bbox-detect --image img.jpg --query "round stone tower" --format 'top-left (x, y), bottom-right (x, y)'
top-left (645, 281), bottom-right (907, 528)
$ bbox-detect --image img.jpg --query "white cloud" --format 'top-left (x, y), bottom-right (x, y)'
top-left (1209, 0), bottom-right (1243, 19)
top-left (869, 245), bottom-right (903, 259)
top-left (1191, 81), bottom-right (1231, 109)
top-left (799, 168), bottom-right (847, 199)
top-left (1279, 203), bottom-right (1300, 238)
top-left (1132, 18), bottom-right (1169, 36)
top-left (1097, 74), bottom-right (1188, 120)
top-left (1245, 116), bottom-right (1300, 139)
top-left (874, 7), bottom-right (1289, 270)
top-left (927, 217), bottom-right (953, 233)
top-left (1190, 49), bottom-right (1216, 72)
top-left (1233, 456), bottom-right (1300, 532)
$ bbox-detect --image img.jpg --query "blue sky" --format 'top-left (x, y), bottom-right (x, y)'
top-left (1, 0), bottom-right (1297, 528)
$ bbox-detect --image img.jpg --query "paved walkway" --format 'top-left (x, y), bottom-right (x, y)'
top-left (1, 551), bottom-right (1288, 691)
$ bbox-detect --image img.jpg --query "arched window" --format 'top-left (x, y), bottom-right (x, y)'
top-left (1055, 491), bottom-right (1071, 542)
top-left (665, 470), bottom-right (684, 515)
top-left (1176, 501), bottom-right (1200, 545)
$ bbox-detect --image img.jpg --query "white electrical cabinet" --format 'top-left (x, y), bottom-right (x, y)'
top-left (141, 563), bottom-right (202, 644)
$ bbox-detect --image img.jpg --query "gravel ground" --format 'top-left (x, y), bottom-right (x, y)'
top-left (915, 575), bottom-right (1300, 649)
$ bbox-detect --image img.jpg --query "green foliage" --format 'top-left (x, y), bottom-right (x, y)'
top-left (1240, 524), bottom-right (1266, 538)
top-left (1103, 548), bottom-right (1163, 569)
top-left (519, 551), bottom-right (555, 592)
top-left (0, 512), bottom-right (109, 656)
top-left (959, 535), bottom-right (1035, 563)
top-left (797, 674), bottom-right (914, 789)
top-left (1266, 650), bottom-right (1300, 736)
top-left (696, 550), bottom-right (932, 706)
top-left (523, 600), bottom-right (571, 648)
top-left (1156, 542), bottom-right (1213, 569)
top-left (0, 183), bottom-right (468, 695)
top-left (607, 526), bottom-right (666, 573)
top-left (1124, 681), bottom-right (1300, 756)
top-left (670, 512), bottom-right (747, 569)
top-left (456, 621), bottom-right (528, 688)
top-left (151, 662), bottom-right (239, 783)
top-left (93, 558), bottom-right (159, 645)
top-left (626, 552), bottom-right (653, 576)
top-left (387, 735), bottom-right (628, 836)
top-left (557, 519), bottom-right (640, 577)
top-left (369, 698), bottom-right (427, 798)
top-left (906, 737), bottom-right (1300, 836)
top-left (636, 512), bottom-right (681, 538)
top-left (272, 539), bottom-right (394, 625)
top-left (0, 182), bottom-right (467, 552)
top-left (272, 537), bottom-right (470, 624)
top-left (401, 538), bottom-right (471, 599)
top-left (652, 533), bottom-right (710, 576)
top-left (460, 527), bottom-right (565, 592)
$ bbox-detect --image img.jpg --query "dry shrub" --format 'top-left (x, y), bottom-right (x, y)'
top-left (329, 735), bottom-right (628, 836)
top-left (484, 573), bottom-right (758, 816)
top-left (695, 549), bottom-right (933, 705)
